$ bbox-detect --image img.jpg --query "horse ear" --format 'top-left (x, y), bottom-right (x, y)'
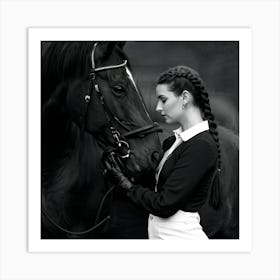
top-left (95, 42), bottom-right (126, 61)
top-left (95, 42), bottom-right (114, 57)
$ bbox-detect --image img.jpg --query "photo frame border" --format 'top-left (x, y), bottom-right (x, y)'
top-left (28, 27), bottom-right (252, 253)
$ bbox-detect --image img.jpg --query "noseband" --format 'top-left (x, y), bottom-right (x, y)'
top-left (84, 42), bottom-right (161, 158)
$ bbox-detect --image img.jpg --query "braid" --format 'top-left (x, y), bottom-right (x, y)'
top-left (185, 72), bottom-right (222, 171)
top-left (157, 66), bottom-right (222, 209)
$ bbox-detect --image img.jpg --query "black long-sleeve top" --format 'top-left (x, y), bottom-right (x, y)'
top-left (126, 131), bottom-right (218, 218)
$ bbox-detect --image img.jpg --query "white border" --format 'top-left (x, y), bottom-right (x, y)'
top-left (28, 27), bottom-right (252, 253)
top-left (1, 0), bottom-right (279, 279)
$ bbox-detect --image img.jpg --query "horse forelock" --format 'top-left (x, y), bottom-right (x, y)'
top-left (114, 44), bottom-right (128, 62)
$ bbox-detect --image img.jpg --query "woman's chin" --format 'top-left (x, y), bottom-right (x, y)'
top-left (164, 118), bottom-right (172, 124)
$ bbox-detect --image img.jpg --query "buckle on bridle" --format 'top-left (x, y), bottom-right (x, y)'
top-left (89, 71), bottom-right (96, 79)
top-left (85, 95), bottom-right (91, 103)
top-left (117, 140), bottom-right (130, 159)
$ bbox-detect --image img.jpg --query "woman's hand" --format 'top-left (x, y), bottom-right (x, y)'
top-left (103, 152), bottom-right (134, 190)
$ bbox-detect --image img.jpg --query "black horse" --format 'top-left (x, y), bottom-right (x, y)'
top-left (41, 42), bottom-right (162, 238)
top-left (41, 41), bottom-right (239, 239)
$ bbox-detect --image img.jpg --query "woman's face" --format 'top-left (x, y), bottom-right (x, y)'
top-left (155, 84), bottom-right (183, 124)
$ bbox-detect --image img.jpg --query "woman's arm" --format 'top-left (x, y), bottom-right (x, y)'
top-left (126, 138), bottom-right (217, 217)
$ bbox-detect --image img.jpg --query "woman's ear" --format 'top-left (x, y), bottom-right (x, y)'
top-left (182, 90), bottom-right (192, 106)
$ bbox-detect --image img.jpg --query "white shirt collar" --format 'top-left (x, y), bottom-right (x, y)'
top-left (173, 120), bottom-right (209, 142)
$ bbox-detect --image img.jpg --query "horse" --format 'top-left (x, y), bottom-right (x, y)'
top-left (41, 41), bottom-right (162, 239)
top-left (42, 41), bottom-right (239, 239)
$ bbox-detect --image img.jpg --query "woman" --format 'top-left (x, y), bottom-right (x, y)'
top-left (105, 65), bottom-right (222, 239)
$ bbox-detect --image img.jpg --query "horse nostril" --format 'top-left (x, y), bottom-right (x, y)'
top-left (151, 151), bottom-right (160, 165)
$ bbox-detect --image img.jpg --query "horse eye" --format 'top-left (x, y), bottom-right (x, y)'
top-left (112, 85), bottom-right (126, 96)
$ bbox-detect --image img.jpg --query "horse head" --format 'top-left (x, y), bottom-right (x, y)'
top-left (65, 42), bottom-right (162, 184)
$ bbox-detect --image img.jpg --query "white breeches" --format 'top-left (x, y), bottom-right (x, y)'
top-left (148, 210), bottom-right (208, 240)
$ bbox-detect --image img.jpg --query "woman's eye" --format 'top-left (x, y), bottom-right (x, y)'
top-left (112, 85), bottom-right (126, 96)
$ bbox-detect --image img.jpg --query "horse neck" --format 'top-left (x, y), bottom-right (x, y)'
top-left (42, 110), bottom-right (107, 228)
top-left (41, 99), bottom-right (104, 192)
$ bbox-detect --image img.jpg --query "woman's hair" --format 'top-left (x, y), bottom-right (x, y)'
top-left (157, 65), bottom-right (222, 209)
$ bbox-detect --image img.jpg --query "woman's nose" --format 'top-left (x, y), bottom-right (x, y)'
top-left (156, 101), bottom-right (162, 112)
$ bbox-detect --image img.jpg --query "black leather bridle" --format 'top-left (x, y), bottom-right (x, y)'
top-left (84, 42), bottom-right (161, 158)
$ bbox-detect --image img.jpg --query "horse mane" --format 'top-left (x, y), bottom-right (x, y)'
top-left (42, 41), bottom-right (94, 104)
top-left (42, 41), bottom-right (128, 105)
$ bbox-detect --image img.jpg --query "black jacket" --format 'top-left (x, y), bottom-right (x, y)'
top-left (127, 131), bottom-right (218, 218)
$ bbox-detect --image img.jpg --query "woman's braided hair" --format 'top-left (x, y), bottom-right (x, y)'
top-left (157, 66), bottom-right (222, 209)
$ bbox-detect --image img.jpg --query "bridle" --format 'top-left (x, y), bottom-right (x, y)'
top-left (84, 42), bottom-right (161, 158)
top-left (42, 42), bottom-right (162, 236)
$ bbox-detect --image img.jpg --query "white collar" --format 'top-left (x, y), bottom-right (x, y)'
top-left (173, 120), bottom-right (209, 142)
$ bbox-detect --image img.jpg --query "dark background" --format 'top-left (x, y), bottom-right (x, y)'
top-left (124, 41), bottom-right (239, 139)
top-left (42, 41), bottom-right (239, 138)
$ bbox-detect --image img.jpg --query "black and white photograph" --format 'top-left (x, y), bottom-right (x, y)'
top-left (28, 27), bottom-right (252, 253)
top-left (40, 41), bottom-right (239, 241)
